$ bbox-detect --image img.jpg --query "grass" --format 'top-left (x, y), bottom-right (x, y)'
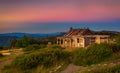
top-left (0, 49), bottom-right (23, 62)
top-left (73, 43), bottom-right (120, 66)
top-left (1, 46), bottom-right (70, 73)
top-left (1, 43), bottom-right (120, 73)
top-left (0, 49), bottom-right (23, 73)
top-left (76, 57), bottom-right (120, 73)
top-left (82, 64), bottom-right (120, 73)
top-left (35, 62), bottom-right (69, 73)
top-left (1, 64), bottom-right (23, 73)
top-left (1, 62), bottom-right (69, 73)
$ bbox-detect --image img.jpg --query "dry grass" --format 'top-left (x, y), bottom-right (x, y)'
top-left (0, 50), bottom-right (9, 53)
top-left (65, 47), bottom-right (80, 52)
top-left (0, 48), bottom-right (23, 73)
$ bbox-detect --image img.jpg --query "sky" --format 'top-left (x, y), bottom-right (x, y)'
top-left (0, 0), bottom-right (120, 33)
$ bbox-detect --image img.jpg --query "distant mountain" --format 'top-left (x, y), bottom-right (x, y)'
top-left (0, 32), bottom-right (65, 46)
top-left (0, 36), bottom-right (18, 46)
top-left (0, 33), bottom-right (25, 38)
top-left (94, 30), bottom-right (120, 35)
top-left (100, 30), bottom-right (120, 34)
top-left (0, 32), bottom-right (65, 38)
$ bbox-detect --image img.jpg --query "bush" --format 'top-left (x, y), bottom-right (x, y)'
top-left (11, 48), bottom-right (70, 70)
top-left (47, 45), bottom-right (63, 49)
top-left (0, 46), bottom-right (3, 50)
top-left (115, 33), bottom-right (120, 46)
top-left (110, 43), bottom-right (120, 53)
top-left (3, 46), bottom-right (9, 50)
top-left (74, 43), bottom-right (113, 66)
top-left (0, 53), bottom-right (3, 57)
top-left (11, 54), bottom-right (40, 70)
top-left (2, 64), bottom-right (24, 73)
top-left (15, 35), bottom-right (40, 48)
top-left (23, 44), bottom-right (46, 52)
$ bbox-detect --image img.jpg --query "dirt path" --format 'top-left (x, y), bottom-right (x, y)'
top-left (60, 59), bottom-right (120, 73)
top-left (0, 56), bottom-right (16, 73)
top-left (0, 49), bottom-right (23, 71)
top-left (60, 64), bottom-right (86, 73)
top-left (0, 57), bottom-right (13, 68)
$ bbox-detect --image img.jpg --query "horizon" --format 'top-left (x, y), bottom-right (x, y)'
top-left (0, 22), bottom-right (120, 34)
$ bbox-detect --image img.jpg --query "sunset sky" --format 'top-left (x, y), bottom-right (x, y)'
top-left (0, 0), bottom-right (120, 33)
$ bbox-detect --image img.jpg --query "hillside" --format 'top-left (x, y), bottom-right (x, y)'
top-left (0, 32), bottom-right (65, 38)
top-left (0, 32), bottom-right (65, 46)
top-left (0, 33), bottom-right (120, 73)
top-left (0, 36), bottom-right (18, 46)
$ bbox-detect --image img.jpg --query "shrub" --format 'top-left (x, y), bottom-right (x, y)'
top-left (0, 53), bottom-right (3, 57)
top-left (0, 46), bottom-right (3, 50)
top-left (11, 48), bottom-right (70, 70)
top-left (110, 43), bottom-right (120, 53)
top-left (115, 33), bottom-right (120, 46)
top-left (74, 43), bottom-right (113, 66)
top-left (3, 46), bottom-right (9, 50)
top-left (2, 64), bottom-right (24, 73)
top-left (47, 45), bottom-right (63, 49)
top-left (11, 54), bottom-right (40, 70)
top-left (23, 44), bottom-right (46, 52)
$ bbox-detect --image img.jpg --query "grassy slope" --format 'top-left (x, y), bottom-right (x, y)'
top-left (60, 51), bottom-right (120, 73)
top-left (81, 59), bottom-right (120, 73)
top-left (1, 47), bottom-right (70, 73)
top-left (1, 48), bottom-right (120, 73)
top-left (0, 49), bottom-right (23, 73)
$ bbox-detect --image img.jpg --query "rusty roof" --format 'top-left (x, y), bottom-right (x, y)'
top-left (64, 28), bottom-right (93, 37)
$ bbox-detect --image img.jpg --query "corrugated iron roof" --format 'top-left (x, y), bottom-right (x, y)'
top-left (64, 28), bottom-right (93, 37)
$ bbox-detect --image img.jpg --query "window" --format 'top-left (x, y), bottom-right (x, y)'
top-left (57, 39), bottom-right (60, 45)
top-left (61, 40), bottom-right (63, 44)
top-left (77, 38), bottom-right (79, 43)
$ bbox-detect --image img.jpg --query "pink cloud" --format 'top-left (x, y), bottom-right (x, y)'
top-left (0, 1), bottom-right (120, 22)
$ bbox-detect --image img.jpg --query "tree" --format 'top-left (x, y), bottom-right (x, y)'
top-left (115, 33), bottom-right (120, 46)
top-left (15, 35), bottom-right (30, 48)
top-left (15, 35), bottom-right (39, 48)
top-left (10, 39), bottom-right (17, 49)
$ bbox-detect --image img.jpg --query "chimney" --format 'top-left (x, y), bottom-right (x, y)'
top-left (70, 27), bottom-right (73, 31)
top-left (87, 27), bottom-right (89, 29)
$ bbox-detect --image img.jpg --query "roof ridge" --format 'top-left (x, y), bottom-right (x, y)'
top-left (64, 28), bottom-right (92, 37)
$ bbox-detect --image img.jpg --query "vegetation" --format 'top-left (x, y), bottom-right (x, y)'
top-left (12, 35), bottom-right (57, 48)
top-left (84, 64), bottom-right (120, 73)
top-left (0, 46), bottom-right (9, 50)
top-left (23, 44), bottom-right (46, 52)
top-left (74, 43), bottom-right (113, 66)
top-left (47, 44), bottom-right (64, 49)
top-left (0, 46), bottom-right (3, 50)
top-left (115, 33), bottom-right (120, 46)
top-left (12, 48), bottom-right (70, 69)
top-left (0, 53), bottom-right (3, 57)
top-left (0, 36), bottom-right (17, 47)
top-left (1, 33), bottom-right (120, 73)
top-left (14, 35), bottom-right (39, 48)
top-left (10, 39), bottom-right (17, 49)
top-left (2, 45), bottom-right (70, 73)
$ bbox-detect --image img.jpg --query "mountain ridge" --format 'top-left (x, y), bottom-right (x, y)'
top-left (0, 32), bottom-right (65, 38)
top-left (0, 32), bottom-right (65, 46)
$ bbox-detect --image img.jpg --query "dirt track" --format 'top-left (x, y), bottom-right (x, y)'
top-left (60, 59), bottom-right (120, 73)
top-left (60, 64), bottom-right (85, 73)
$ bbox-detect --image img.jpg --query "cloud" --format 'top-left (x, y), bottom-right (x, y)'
top-left (0, 0), bottom-right (120, 33)
top-left (0, 0), bottom-right (120, 22)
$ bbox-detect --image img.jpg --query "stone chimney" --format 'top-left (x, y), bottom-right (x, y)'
top-left (70, 27), bottom-right (73, 31)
